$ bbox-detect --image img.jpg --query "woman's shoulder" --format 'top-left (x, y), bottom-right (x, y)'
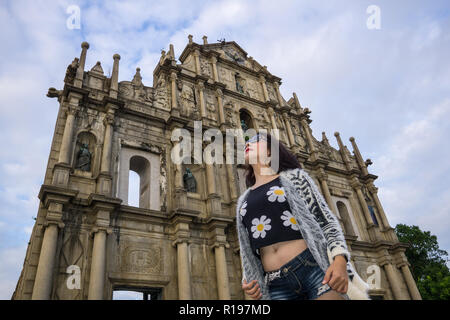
top-left (279, 167), bottom-right (304, 180)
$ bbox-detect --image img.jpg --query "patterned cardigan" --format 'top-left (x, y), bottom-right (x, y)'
top-left (236, 167), bottom-right (371, 300)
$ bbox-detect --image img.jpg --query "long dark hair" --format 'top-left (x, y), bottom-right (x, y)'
top-left (244, 133), bottom-right (301, 188)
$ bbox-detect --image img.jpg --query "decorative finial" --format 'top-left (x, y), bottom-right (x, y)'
top-left (188, 34), bottom-right (193, 44)
top-left (81, 41), bottom-right (90, 49)
top-left (113, 53), bottom-right (120, 60)
top-left (202, 35), bottom-right (208, 45)
top-left (132, 67), bottom-right (143, 86)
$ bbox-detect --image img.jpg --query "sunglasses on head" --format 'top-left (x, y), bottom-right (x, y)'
top-left (246, 133), bottom-right (267, 144)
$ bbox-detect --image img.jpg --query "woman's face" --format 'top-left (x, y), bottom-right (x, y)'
top-left (244, 138), bottom-right (270, 165)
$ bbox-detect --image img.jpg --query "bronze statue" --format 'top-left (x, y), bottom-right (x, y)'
top-left (75, 143), bottom-right (91, 171)
top-left (183, 168), bottom-right (197, 192)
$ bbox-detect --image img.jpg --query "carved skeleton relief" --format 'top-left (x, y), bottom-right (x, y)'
top-left (153, 75), bottom-right (169, 111)
top-left (180, 83), bottom-right (196, 118)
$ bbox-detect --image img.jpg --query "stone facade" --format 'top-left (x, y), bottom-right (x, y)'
top-left (11, 35), bottom-right (421, 300)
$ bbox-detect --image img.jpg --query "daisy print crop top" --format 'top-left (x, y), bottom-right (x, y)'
top-left (239, 175), bottom-right (304, 257)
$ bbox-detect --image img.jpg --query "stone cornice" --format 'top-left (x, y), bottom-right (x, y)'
top-left (38, 184), bottom-right (79, 208)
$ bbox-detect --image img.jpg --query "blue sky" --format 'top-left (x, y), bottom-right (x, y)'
top-left (0, 0), bottom-right (449, 299)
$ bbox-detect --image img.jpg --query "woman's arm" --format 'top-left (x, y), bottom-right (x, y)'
top-left (300, 169), bottom-right (351, 263)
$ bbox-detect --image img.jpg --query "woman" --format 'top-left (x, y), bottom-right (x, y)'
top-left (237, 132), bottom-right (353, 300)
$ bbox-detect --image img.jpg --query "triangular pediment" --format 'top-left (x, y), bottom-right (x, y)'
top-left (205, 41), bottom-right (270, 74)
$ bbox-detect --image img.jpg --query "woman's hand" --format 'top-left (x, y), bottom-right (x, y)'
top-left (322, 255), bottom-right (348, 294)
top-left (242, 279), bottom-right (262, 300)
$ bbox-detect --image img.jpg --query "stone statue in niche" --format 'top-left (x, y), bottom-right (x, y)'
top-left (235, 73), bottom-right (245, 94)
top-left (183, 168), bottom-right (197, 192)
top-left (75, 143), bottom-right (91, 171)
top-left (64, 57), bottom-right (79, 84)
top-left (240, 119), bottom-right (248, 131)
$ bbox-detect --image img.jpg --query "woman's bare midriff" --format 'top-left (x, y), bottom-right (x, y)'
top-left (260, 239), bottom-right (308, 272)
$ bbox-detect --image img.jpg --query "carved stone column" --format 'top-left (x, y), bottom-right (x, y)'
top-left (300, 118), bottom-right (318, 161)
top-left (170, 71), bottom-right (178, 113)
top-left (74, 41), bottom-right (89, 88)
top-left (259, 75), bottom-right (269, 102)
top-left (216, 88), bottom-right (225, 127)
top-left (282, 112), bottom-right (296, 147)
top-left (399, 263), bottom-right (422, 300)
top-left (31, 202), bottom-right (65, 300)
top-left (213, 242), bottom-right (231, 299)
top-left (59, 94), bottom-right (80, 165)
top-left (350, 177), bottom-right (378, 240)
top-left (88, 226), bottom-right (112, 299)
top-left (100, 110), bottom-right (114, 174)
top-left (273, 81), bottom-right (284, 106)
top-left (193, 49), bottom-right (201, 75)
top-left (97, 108), bottom-right (115, 195)
top-left (316, 169), bottom-right (339, 216)
top-left (293, 92), bottom-right (303, 113)
top-left (172, 220), bottom-right (192, 299)
top-left (349, 137), bottom-right (368, 176)
top-left (379, 255), bottom-right (409, 300)
top-left (367, 182), bottom-right (398, 241)
top-left (211, 55), bottom-right (219, 82)
top-left (334, 132), bottom-right (352, 171)
top-left (109, 54), bottom-right (120, 99)
top-left (177, 240), bottom-right (191, 299)
top-left (204, 149), bottom-right (222, 215)
top-left (267, 107), bottom-right (277, 130)
top-left (196, 80), bottom-right (206, 119)
top-left (171, 139), bottom-right (188, 211)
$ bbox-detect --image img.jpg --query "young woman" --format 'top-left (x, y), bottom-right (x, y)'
top-left (237, 132), bottom-right (351, 300)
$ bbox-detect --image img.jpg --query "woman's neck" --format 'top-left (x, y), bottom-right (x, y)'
top-left (251, 163), bottom-right (278, 187)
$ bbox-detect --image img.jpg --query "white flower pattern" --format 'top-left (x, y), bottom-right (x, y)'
top-left (251, 215), bottom-right (272, 239)
top-left (266, 186), bottom-right (286, 202)
top-left (281, 210), bottom-right (300, 231)
top-left (239, 201), bottom-right (247, 219)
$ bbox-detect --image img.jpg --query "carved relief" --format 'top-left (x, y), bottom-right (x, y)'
top-left (218, 67), bottom-right (233, 89)
top-left (266, 83), bottom-right (277, 102)
top-left (153, 75), bottom-right (169, 110)
top-left (200, 57), bottom-right (212, 78)
top-left (118, 242), bottom-right (162, 274)
top-left (205, 93), bottom-right (217, 122)
top-left (292, 122), bottom-right (307, 149)
top-left (224, 101), bottom-right (237, 128)
top-left (246, 78), bottom-right (262, 100)
top-left (118, 82), bottom-right (133, 98)
top-left (180, 83), bottom-right (196, 118)
top-left (183, 54), bottom-right (196, 72)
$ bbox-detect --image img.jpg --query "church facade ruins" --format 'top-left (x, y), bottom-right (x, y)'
top-left (12, 35), bottom-right (421, 300)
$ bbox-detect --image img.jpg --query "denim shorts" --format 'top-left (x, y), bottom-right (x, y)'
top-left (264, 248), bottom-right (347, 300)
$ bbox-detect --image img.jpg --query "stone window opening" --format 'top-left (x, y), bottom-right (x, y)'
top-left (112, 286), bottom-right (162, 300)
top-left (118, 146), bottom-right (161, 210)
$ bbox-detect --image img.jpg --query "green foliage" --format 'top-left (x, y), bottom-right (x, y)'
top-left (395, 224), bottom-right (449, 300)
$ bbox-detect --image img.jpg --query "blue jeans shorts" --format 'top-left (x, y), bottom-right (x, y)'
top-left (264, 248), bottom-right (348, 300)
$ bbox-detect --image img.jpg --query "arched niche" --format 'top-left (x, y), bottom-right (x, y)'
top-left (118, 146), bottom-right (160, 210)
top-left (181, 155), bottom-right (206, 198)
top-left (239, 108), bottom-right (256, 131)
top-left (72, 131), bottom-right (99, 178)
top-left (336, 201), bottom-right (356, 236)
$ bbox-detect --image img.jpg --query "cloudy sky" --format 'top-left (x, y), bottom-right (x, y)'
top-left (0, 0), bottom-right (449, 299)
